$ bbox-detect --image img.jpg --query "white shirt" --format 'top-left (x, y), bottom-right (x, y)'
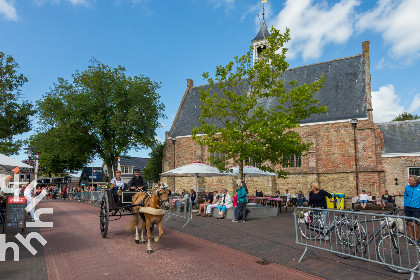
top-left (359, 193), bottom-right (369, 201)
top-left (111, 177), bottom-right (125, 189)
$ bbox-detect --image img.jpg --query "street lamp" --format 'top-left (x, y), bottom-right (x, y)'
top-left (24, 145), bottom-right (35, 160)
top-left (24, 146), bottom-right (36, 183)
top-left (350, 119), bottom-right (359, 195)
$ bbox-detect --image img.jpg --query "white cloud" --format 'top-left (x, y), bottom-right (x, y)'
top-left (270, 0), bottom-right (360, 60)
top-left (357, 0), bottom-right (420, 62)
top-left (0, 0), bottom-right (18, 21)
top-left (34, 0), bottom-right (92, 6)
top-left (408, 94), bottom-right (420, 113)
top-left (372, 84), bottom-right (407, 122)
top-left (208, 0), bottom-right (234, 10)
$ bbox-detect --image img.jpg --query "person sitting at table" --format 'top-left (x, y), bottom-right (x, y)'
top-left (204, 190), bottom-right (220, 217)
top-left (196, 190), bottom-right (213, 216)
top-left (297, 191), bottom-right (306, 207)
top-left (381, 190), bottom-right (393, 210)
top-left (283, 189), bottom-right (291, 207)
top-left (367, 191), bottom-right (378, 206)
top-left (185, 189), bottom-right (197, 211)
top-left (256, 190), bottom-right (263, 197)
top-left (290, 191), bottom-right (298, 207)
top-left (275, 189), bottom-right (281, 197)
top-left (190, 189), bottom-right (197, 205)
top-left (217, 189), bottom-right (233, 219)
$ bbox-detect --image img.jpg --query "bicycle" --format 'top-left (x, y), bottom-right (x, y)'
top-left (298, 198), bottom-right (366, 246)
top-left (351, 207), bottom-right (420, 274)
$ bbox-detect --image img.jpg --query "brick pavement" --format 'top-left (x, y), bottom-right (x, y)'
top-left (32, 201), bottom-right (325, 280)
top-left (164, 208), bottom-right (411, 280)
top-left (0, 200), bottom-right (415, 280)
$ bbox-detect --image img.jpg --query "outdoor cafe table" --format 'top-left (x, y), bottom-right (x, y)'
top-left (248, 196), bottom-right (270, 204)
top-left (266, 197), bottom-right (284, 213)
top-left (247, 197), bottom-right (284, 213)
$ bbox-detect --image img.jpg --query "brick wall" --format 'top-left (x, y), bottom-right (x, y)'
top-left (382, 156), bottom-right (420, 196)
top-left (161, 119), bottom-right (386, 197)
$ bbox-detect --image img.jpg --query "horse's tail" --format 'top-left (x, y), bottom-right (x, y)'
top-left (125, 212), bottom-right (141, 233)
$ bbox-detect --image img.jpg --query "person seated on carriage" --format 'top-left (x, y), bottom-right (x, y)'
top-left (127, 169), bottom-right (147, 192)
top-left (110, 170), bottom-right (125, 207)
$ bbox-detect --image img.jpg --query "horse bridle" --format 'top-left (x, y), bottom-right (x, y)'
top-left (146, 186), bottom-right (170, 209)
top-left (156, 187), bottom-right (170, 204)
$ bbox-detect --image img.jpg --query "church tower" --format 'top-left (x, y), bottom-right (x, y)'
top-left (252, 12), bottom-right (269, 65)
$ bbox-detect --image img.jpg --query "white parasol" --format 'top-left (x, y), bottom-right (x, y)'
top-left (224, 165), bottom-right (277, 177)
top-left (0, 153), bottom-right (33, 169)
top-left (160, 161), bottom-right (224, 193)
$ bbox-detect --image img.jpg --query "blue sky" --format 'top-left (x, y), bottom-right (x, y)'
top-left (1, 0), bottom-right (420, 167)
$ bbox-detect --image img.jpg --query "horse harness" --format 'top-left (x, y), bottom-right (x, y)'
top-left (135, 187), bottom-right (170, 208)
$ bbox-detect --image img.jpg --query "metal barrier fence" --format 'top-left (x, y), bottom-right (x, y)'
top-left (164, 197), bottom-right (194, 227)
top-left (70, 191), bottom-right (104, 203)
top-left (294, 206), bottom-right (420, 279)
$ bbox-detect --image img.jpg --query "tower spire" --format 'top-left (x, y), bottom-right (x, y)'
top-left (252, 1), bottom-right (270, 65)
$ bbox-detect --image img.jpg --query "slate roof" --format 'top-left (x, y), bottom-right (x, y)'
top-left (378, 120), bottom-right (420, 154)
top-left (169, 54), bottom-right (367, 138)
top-left (252, 20), bottom-right (269, 42)
top-left (120, 157), bottom-right (149, 173)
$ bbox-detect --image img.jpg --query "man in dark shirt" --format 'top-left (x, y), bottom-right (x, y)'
top-left (127, 169), bottom-right (146, 192)
top-left (381, 190), bottom-right (393, 209)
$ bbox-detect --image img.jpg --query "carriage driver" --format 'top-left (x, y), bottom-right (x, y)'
top-left (127, 169), bottom-right (147, 192)
top-left (110, 170), bottom-right (125, 192)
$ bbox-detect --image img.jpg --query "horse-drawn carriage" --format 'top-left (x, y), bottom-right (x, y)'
top-left (99, 184), bottom-right (171, 253)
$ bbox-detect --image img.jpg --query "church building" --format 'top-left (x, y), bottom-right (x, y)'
top-left (161, 20), bottom-right (420, 197)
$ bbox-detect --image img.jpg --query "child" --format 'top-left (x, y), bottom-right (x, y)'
top-left (359, 190), bottom-right (368, 210)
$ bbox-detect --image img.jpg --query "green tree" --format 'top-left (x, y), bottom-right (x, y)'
top-left (392, 112), bottom-right (419, 121)
top-left (29, 124), bottom-right (93, 176)
top-left (0, 52), bottom-right (35, 155)
top-left (192, 27), bottom-right (326, 180)
top-left (36, 59), bottom-right (165, 177)
top-left (143, 141), bottom-right (165, 183)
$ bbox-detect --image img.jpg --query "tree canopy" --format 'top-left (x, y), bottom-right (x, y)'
top-left (142, 141), bottom-right (165, 183)
top-left (192, 27), bottom-right (326, 180)
top-left (0, 52), bottom-right (35, 155)
top-left (35, 59), bottom-right (165, 176)
top-left (392, 112), bottom-right (419, 121)
top-left (29, 124), bottom-right (93, 176)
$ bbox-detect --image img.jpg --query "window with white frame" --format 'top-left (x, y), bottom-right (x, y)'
top-left (409, 167), bottom-right (420, 177)
top-left (122, 166), bottom-right (133, 174)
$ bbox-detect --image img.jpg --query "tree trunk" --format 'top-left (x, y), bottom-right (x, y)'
top-left (239, 161), bottom-right (244, 181)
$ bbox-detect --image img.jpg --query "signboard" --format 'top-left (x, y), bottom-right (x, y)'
top-left (5, 196), bottom-right (26, 232)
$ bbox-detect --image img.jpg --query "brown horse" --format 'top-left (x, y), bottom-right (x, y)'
top-left (125, 184), bottom-right (171, 254)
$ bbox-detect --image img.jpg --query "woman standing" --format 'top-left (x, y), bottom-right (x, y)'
top-left (233, 180), bottom-right (248, 222)
top-left (308, 182), bottom-right (332, 225)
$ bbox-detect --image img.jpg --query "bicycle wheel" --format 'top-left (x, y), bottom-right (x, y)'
top-left (299, 212), bottom-right (322, 240)
top-left (376, 232), bottom-right (420, 274)
top-left (99, 192), bottom-right (109, 238)
top-left (334, 220), bottom-right (366, 258)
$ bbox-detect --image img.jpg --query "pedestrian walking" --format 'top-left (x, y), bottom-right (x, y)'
top-left (404, 175), bottom-right (420, 244)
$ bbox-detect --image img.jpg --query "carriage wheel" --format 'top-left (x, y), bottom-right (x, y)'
top-left (99, 192), bottom-right (110, 238)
